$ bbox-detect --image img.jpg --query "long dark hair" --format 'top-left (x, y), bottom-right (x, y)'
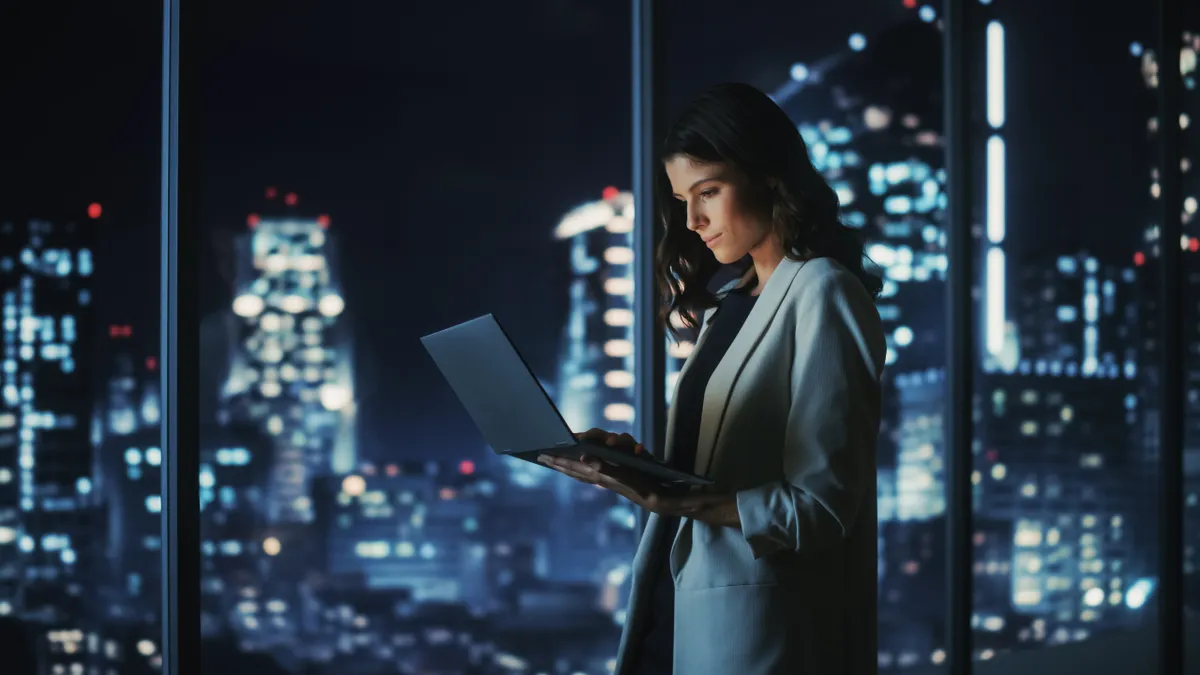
top-left (656, 82), bottom-right (881, 338)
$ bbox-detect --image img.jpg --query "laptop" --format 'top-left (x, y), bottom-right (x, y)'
top-left (420, 314), bottom-right (713, 488)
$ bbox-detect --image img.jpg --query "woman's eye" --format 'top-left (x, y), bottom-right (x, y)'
top-left (699, 189), bottom-right (718, 199)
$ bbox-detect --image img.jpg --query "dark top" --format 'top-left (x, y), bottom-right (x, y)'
top-left (632, 287), bottom-right (758, 675)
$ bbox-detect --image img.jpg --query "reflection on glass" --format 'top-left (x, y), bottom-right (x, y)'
top-left (0, 4), bottom-right (165, 673)
top-left (971, 0), bottom-right (1159, 663)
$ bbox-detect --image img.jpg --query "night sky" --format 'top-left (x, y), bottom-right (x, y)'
top-left (1, 0), bottom-right (1152, 462)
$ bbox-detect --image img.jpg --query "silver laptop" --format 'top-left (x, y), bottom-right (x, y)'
top-left (420, 314), bottom-right (712, 487)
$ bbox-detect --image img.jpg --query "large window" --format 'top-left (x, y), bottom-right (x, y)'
top-left (660, 1), bottom-right (949, 669)
top-left (195, 2), bottom-right (635, 672)
top-left (0, 2), bottom-right (166, 673)
top-left (968, 0), bottom-right (1163, 663)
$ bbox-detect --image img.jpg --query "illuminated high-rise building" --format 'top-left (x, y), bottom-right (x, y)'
top-left (1137, 29), bottom-right (1200, 608)
top-left (224, 210), bottom-right (356, 523)
top-left (771, 18), bottom-right (947, 375)
top-left (0, 218), bottom-right (96, 621)
top-left (95, 324), bottom-right (160, 440)
top-left (552, 187), bottom-right (690, 442)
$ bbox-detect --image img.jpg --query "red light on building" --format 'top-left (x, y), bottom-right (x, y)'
top-left (247, 213), bottom-right (260, 228)
top-left (146, 357), bottom-right (158, 371)
top-left (1134, 251), bottom-right (1146, 266)
top-left (386, 463), bottom-right (399, 477)
top-left (1190, 238), bottom-right (1199, 253)
top-left (87, 203), bottom-right (102, 219)
top-left (439, 487), bottom-right (457, 500)
top-left (109, 325), bottom-right (132, 338)
top-left (266, 186), bottom-right (278, 199)
top-left (903, 0), bottom-right (917, 7)
top-left (317, 214), bottom-right (331, 228)
top-left (602, 186), bottom-right (620, 201)
top-left (285, 192), bottom-right (298, 206)
top-left (459, 460), bottom-right (475, 475)
top-left (986, 449), bottom-right (998, 462)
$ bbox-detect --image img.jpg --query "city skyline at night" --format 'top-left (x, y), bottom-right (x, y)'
top-left (0, 1), bottom-right (1197, 674)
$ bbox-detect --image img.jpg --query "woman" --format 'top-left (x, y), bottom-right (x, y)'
top-left (538, 82), bottom-right (886, 675)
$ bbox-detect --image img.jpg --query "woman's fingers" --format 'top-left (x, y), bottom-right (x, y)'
top-left (575, 427), bottom-right (608, 442)
top-left (537, 454), bottom-right (602, 483)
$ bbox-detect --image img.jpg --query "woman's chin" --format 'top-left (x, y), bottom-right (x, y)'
top-left (712, 248), bottom-right (737, 265)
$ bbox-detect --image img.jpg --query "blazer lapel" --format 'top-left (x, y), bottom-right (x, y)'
top-left (691, 258), bottom-right (806, 477)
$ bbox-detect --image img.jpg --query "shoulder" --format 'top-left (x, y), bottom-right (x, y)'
top-left (783, 258), bottom-right (886, 360)
top-left (784, 257), bottom-right (875, 310)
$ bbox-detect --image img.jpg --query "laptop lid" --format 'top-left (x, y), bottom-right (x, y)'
top-left (420, 314), bottom-right (579, 456)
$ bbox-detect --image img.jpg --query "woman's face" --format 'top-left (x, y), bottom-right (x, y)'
top-left (664, 155), bottom-right (773, 265)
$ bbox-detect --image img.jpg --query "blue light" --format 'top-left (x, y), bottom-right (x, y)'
top-left (848, 34), bottom-right (867, 52)
top-left (76, 477), bottom-right (91, 495)
top-left (1130, 41), bottom-right (1143, 57)
top-left (789, 63), bottom-right (809, 82)
top-left (825, 127), bottom-right (852, 145)
top-left (125, 448), bottom-right (142, 466)
top-left (61, 549), bottom-right (76, 565)
top-left (1126, 578), bottom-right (1155, 609)
top-left (146, 496), bottom-right (162, 513)
top-left (919, 6), bottom-right (936, 22)
top-left (884, 196), bottom-right (913, 215)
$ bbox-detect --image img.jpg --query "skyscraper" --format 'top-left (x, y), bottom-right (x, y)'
top-left (0, 218), bottom-right (96, 621)
top-left (552, 187), bottom-right (691, 442)
top-left (225, 213), bottom-right (356, 524)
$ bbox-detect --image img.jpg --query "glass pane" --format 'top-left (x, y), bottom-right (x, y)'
top-left (663, 1), bottom-right (948, 670)
top-left (0, 4), bottom-right (165, 673)
top-left (1182, 10), bottom-right (1200, 674)
top-left (198, 3), bottom-right (633, 672)
top-left (970, 0), bottom-right (1160, 664)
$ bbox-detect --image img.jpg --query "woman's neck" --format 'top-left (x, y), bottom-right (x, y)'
top-left (743, 239), bottom-right (788, 296)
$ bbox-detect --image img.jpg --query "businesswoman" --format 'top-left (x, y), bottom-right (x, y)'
top-left (539, 82), bottom-right (886, 675)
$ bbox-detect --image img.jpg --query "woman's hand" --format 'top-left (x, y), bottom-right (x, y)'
top-left (573, 427), bottom-right (647, 455)
top-left (537, 429), bottom-right (741, 527)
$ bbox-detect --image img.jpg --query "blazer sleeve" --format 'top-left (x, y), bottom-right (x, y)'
top-left (733, 271), bottom-right (885, 560)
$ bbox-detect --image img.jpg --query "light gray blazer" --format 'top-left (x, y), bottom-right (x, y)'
top-left (613, 257), bottom-right (886, 675)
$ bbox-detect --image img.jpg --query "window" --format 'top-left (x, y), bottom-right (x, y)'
top-left (969, 0), bottom-right (1162, 662)
top-left (197, 2), bottom-right (634, 671)
top-left (0, 3), bottom-right (166, 673)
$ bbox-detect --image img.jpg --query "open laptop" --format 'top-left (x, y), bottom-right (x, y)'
top-left (421, 314), bottom-right (713, 488)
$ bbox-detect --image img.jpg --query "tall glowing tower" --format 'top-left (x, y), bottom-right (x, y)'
top-left (225, 209), bottom-right (356, 523)
top-left (552, 188), bottom-right (691, 443)
top-left (0, 217), bottom-right (96, 620)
